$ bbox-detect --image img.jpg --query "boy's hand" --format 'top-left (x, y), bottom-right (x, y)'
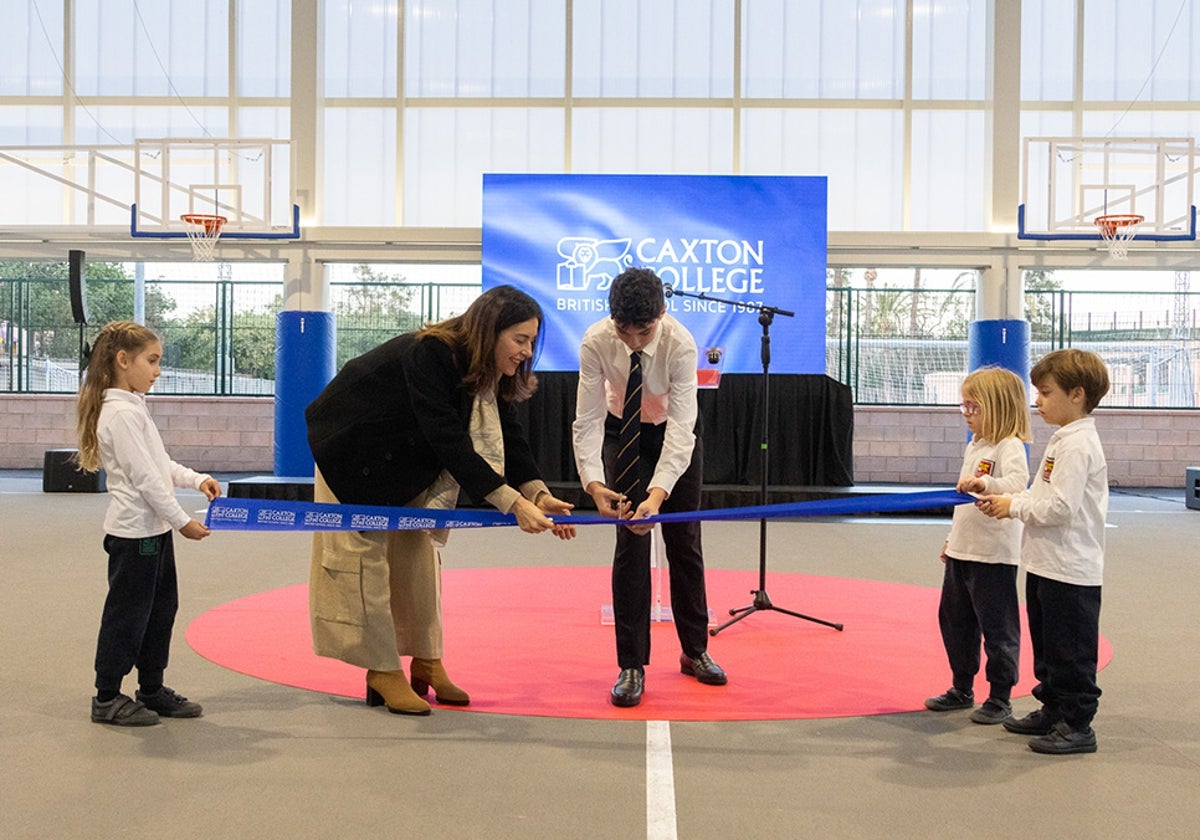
top-left (586, 481), bottom-right (630, 520)
top-left (975, 495), bottom-right (1012, 519)
top-left (626, 488), bottom-right (667, 536)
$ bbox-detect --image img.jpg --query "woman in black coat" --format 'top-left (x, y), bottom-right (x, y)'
top-left (306, 285), bottom-right (575, 715)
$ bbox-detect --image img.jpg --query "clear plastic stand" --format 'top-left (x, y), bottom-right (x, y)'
top-left (601, 526), bottom-right (671, 624)
top-left (601, 526), bottom-right (716, 625)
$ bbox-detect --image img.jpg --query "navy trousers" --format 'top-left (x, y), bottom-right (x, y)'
top-left (1025, 571), bottom-right (1103, 729)
top-left (93, 532), bottom-right (179, 693)
top-left (938, 556), bottom-right (1020, 700)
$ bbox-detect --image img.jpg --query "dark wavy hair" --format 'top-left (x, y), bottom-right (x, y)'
top-left (419, 285), bottom-right (543, 402)
top-left (608, 267), bottom-right (665, 327)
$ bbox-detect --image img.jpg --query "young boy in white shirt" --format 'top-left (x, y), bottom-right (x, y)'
top-left (969, 348), bottom-right (1111, 755)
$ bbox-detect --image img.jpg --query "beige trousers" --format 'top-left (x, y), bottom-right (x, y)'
top-left (309, 468), bottom-right (443, 670)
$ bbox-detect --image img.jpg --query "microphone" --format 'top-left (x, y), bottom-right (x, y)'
top-left (663, 284), bottom-right (674, 297)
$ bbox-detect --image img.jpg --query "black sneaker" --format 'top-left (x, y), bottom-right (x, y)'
top-left (91, 694), bottom-right (160, 727)
top-left (924, 687), bottom-right (974, 711)
top-left (1028, 720), bottom-right (1097, 755)
top-left (136, 687), bottom-right (203, 718)
top-left (969, 697), bottom-right (1012, 725)
top-left (1002, 707), bottom-right (1055, 735)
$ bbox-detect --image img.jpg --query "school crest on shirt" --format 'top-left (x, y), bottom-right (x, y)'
top-left (1041, 455), bottom-right (1055, 482)
top-left (974, 458), bottom-right (996, 477)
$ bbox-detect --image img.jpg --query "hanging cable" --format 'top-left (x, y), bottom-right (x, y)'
top-left (1104, 0), bottom-right (1188, 137)
top-left (130, 0), bottom-right (215, 137)
top-left (30, 0), bottom-right (126, 144)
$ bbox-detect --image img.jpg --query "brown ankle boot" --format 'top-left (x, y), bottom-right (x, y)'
top-left (410, 658), bottom-right (470, 706)
top-left (365, 669), bottom-right (431, 715)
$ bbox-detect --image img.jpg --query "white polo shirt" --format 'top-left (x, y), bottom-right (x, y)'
top-left (98, 388), bottom-right (211, 538)
top-left (1008, 416), bottom-right (1108, 586)
top-left (945, 435), bottom-right (1030, 565)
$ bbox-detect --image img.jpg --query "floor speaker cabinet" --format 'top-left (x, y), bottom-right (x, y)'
top-left (43, 449), bottom-right (106, 493)
top-left (1188, 466), bottom-right (1200, 511)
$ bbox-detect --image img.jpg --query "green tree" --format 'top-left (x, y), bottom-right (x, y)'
top-left (230, 308), bottom-right (281, 381)
top-left (334, 265), bottom-right (422, 366)
top-left (1023, 269), bottom-right (1062, 342)
top-left (0, 260), bottom-right (176, 360)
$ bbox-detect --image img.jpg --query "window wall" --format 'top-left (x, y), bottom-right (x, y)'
top-left (4, 0), bottom-right (1200, 233)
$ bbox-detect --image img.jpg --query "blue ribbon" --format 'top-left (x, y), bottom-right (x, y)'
top-left (204, 489), bottom-right (974, 532)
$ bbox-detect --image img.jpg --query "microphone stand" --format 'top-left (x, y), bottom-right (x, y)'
top-left (663, 285), bottom-right (843, 635)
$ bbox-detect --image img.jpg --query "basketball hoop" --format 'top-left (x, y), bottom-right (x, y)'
top-left (1094, 213), bottom-right (1143, 260)
top-left (180, 213), bottom-right (227, 261)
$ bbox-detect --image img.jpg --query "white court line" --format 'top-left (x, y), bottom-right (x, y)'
top-left (646, 720), bottom-right (678, 840)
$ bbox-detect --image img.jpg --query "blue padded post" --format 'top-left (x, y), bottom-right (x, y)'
top-left (968, 319), bottom-right (1030, 386)
top-left (274, 310), bottom-right (335, 477)
top-left (967, 319), bottom-right (1032, 451)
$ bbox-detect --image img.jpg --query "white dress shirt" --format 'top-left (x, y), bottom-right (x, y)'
top-left (573, 314), bottom-right (698, 497)
top-left (98, 388), bottom-right (211, 538)
top-left (945, 435), bottom-right (1029, 565)
top-left (1008, 416), bottom-right (1108, 586)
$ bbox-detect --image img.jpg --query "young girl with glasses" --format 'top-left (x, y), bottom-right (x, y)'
top-left (924, 366), bottom-right (1032, 724)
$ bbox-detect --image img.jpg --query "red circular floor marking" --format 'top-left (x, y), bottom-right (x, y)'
top-left (187, 566), bottom-right (1113, 721)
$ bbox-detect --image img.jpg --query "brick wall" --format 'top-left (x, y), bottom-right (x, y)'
top-left (0, 395), bottom-right (275, 473)
top-left (853, 405), bottom-right (1200, 487)
top-left (2, 395), bottom-right (1196, 487)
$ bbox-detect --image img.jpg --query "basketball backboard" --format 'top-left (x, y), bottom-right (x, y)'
top-left (1018, 136), bottom-right (1197, 242)
top-left (130, 137), bottom-right (299, 240)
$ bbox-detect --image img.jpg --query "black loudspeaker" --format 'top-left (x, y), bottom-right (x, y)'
top-left (43, 449), bottom-right (106, 493)
top-left (69, 249), bottom-right (88, 325)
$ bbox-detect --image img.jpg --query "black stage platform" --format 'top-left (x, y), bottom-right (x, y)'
top-left (229, 374), bottom-right (949, 515)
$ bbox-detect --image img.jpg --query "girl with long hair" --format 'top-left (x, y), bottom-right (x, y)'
top-left (78, 321), bottom-right (222, 726)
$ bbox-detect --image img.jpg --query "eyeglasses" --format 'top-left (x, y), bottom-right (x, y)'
top-left (959, 401), bottom-right (981, 416)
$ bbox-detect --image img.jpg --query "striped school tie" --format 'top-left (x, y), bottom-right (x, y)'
top-left (614, 351), bottom-right (642, 497)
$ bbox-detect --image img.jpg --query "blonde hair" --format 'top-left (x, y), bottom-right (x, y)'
top-left (962, 366), bottom-right (1033, 444)
top-left (76, 320), bottom-right (161, 472)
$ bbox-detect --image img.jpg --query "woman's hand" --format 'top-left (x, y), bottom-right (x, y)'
top-left (537, 493), bottom-right (577, 540)
top-left (199, 477), bottom-right (222, 501)
top-left (512, 496), bottom-right (557, 534)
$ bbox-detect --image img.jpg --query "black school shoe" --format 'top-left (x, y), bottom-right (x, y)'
top-left (1002, 707), bottom-right (1056, 735)
top-left (91, 694), bottom-right (160, 726)
top-left (679, 652), bottom-right (728, 685)
top-left (969, 697), bottom-right (1012, 724)
top-left (136, 687), bottom-right (203, 718)
top-left (924, 687), bottom-right (974, 711)
top-left (1028, 720), bottom-right (1097, 755)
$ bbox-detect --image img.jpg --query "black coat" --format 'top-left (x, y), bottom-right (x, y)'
top-left (305, 332), bottom-right (542, 508)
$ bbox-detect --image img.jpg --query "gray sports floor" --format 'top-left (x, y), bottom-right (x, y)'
top-left (2, 471), bottom-right (1197, 839)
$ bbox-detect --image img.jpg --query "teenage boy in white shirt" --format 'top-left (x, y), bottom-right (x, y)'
top-left (572, 267), bottom-right (727, 707)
